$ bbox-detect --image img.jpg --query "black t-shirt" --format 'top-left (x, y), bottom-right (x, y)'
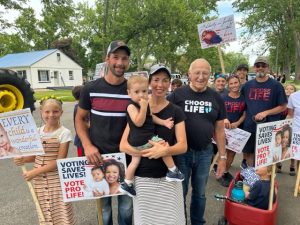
top-left (135, 102), bottom-right (186, 178)
top-left (127, 100), bottom-right (155, 146)
top-left (168, 86), bottom-right (226, 150)
top-left (79, 78), bottom-right (130, 154)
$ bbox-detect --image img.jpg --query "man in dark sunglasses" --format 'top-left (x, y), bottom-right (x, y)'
top-left (240, 56), bottom-right (287, 167)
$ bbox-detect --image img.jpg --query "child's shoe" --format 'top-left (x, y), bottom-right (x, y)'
top-left (166, 168), bottom-right (184, 182)
top-left (120, 182), bottom-right (136, 197)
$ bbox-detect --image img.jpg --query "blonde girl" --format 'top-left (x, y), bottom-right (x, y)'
top-left (14, 97), bottom-right (75, 225)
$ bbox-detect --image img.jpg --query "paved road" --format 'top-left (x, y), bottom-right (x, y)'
top-left (0, 102), bottom-right (299, 225)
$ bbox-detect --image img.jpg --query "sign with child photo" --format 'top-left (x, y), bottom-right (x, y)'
top-left (0, 108), bottom-right (44, 159)
top-left (255, 119), bottom-right (293, 169)
top-left (197, 15), bottom-right (237, 49)
top-left (57, 153), bottom-right (127, 202)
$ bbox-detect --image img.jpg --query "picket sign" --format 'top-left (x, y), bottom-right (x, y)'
top-left (21, 165), bottom-right (45, 223)
top-left (96, 199), bottom-right (104, 225)
top-left (217, 46), bottom-right (225, 74)
top-left (294, 166), bottom-right (300, 197)
top-left (268, 164), bottom-right (276, 210)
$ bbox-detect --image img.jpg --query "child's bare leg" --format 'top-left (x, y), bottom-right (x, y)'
top-left (125, 156), bottom-right (141, 181)
top-left (162, 156), bottom-right (176, 170)
top-left (163, 156), bottom-right (184, 182)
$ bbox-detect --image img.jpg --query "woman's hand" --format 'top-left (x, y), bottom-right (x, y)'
top-left (224, 119), bottom-right (231, 129)
top-left (14, 157), bottom-right (25, 166)
top-left (23, 169), bottom-right (38, 181)
top-left (141, 141), bottom-right (169, 159)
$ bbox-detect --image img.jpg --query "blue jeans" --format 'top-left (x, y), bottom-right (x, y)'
top-left (101, 195), bottom-right (133, 225)
top-left (175, 144), bottom-right (213, 225)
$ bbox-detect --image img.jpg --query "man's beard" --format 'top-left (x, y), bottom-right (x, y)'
top-left (256, 72), bottom-right (266, 78)
top-left (110, 65), bottom-right (126, 77)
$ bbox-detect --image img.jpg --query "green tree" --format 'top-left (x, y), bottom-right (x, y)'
top-left (233, 0), bottom-right (300, 81)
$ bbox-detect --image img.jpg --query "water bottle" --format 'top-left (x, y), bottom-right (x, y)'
top-left (231, 181), bottom-right (245, 202)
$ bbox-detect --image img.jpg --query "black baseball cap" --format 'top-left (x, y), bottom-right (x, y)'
top-left (236, 64), bottom-right (249, 71)
top-left (107, 40), bottom-right (131, 56)
top-left (149, 64), bottom-right (171, 79)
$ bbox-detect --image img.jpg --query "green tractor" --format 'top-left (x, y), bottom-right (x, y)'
top-left (0, 68), bottom-right (35, 113)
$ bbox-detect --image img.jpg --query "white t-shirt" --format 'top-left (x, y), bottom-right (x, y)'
top-left (288, 91), bottom-right (300, 132)
top-left (84, 179), bottom-right (110, 197)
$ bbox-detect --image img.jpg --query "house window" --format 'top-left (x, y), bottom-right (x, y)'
top-left (69, 71), bottom-right (74, 80)
top-left (17, 70), bottom-right (27, 79)
top-left (38, 70), bottom-right (50, 83)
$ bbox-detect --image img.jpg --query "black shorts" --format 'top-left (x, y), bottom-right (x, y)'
top-left (242, 133), bottom-right (256, 153)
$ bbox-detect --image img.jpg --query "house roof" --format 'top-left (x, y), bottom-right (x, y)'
top-left (0, 49), bottom-right (57, 68)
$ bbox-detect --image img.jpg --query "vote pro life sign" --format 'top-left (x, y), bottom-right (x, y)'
top-left (255, 119), bottom-right (293, 169)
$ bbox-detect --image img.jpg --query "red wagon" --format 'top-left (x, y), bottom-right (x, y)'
top-left (218, 174), bottom-right (278, 225)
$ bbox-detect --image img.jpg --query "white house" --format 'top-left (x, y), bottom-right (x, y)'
top-left (0, 49), bottom-right (83, 89)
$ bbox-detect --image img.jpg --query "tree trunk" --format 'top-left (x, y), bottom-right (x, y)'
top-left (293, 30), bottom-right (300, 82)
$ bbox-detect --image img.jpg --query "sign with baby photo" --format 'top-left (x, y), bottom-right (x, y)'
top-left (255, 119), bottom-right (293, 169)
top-left (0, 108), bottom-right (44, 159)
top-left (57, 153), bottom-right (127, 202)
top-left (197, 15), bottom-right (237, 49)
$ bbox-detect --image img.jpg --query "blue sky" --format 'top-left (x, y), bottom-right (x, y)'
top-left (213, 1), bottom-right (263, 65)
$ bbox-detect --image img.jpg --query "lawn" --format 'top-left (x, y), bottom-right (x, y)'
top-left (34, 89), bottom-right (75, 102)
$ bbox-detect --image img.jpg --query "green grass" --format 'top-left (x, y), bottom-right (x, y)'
top-left (34, 90), bottom-right (75, 102)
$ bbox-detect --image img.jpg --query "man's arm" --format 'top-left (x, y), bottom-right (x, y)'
top-left (75, 106), bottom-right (102, 165)
top-left (255, 103), bottom-right (287, 121)
top-left (215, 120), bottom-right (226, 179)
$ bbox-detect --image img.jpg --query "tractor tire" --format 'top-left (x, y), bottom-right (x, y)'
top-left (0, 68), bottom-right (35, 113)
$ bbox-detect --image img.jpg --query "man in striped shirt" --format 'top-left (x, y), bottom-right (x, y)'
top-left (76, 40), bottom-right (132, 225)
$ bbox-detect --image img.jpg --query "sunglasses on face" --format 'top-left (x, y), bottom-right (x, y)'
top-left (214, 73), bottom-right (226, 80)
top-left (255, 63), bottom-right (267, 68)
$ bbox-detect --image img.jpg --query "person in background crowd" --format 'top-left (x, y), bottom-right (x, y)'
top-left (236, 64), bottom-right (249, 85)
top-left (171, 78), bottom-right (183, 92)
top-left (211, 72), bottom-right (228, 97)
top-left (241, 56), bottom-right (287, 167)
top-left (168, 58), bottom-right (226, 225)
top-left (277, 84), bottom-right (297, 175)
top-left (75, 40), bottom-right (132, 225)
top-left (216, 74), bottom-right (246, 187)
top-left (72, 85), bottom-right (88, 157)
top-left (287, 87), bottom-right (300, 192)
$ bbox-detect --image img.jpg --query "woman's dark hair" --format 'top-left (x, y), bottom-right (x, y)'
top-left (103, 159), bottom-right (125, 182)
top-left (282, 124), bottom-right (292, 147)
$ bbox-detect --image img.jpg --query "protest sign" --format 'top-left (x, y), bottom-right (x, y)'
top-left (291, 132), bottom-right (300, 160)
top-left (255, 119), bottom-right (293, 169)
top-left (197, 15), bottom-right (237, 49)
top-left (94, 62), bottom-right (107, 79)
top-left (57, 153), bottom-right (127, 202)
top-left (225, 128), bottom-right (251, 153)
top-left (212, 128), bottom-right (251, 153)
top-left (0, 108), bottom-right (44, 159)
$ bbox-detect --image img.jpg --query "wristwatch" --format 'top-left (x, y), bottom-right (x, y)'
top-left (220, 155), bottom-right (227, 160)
